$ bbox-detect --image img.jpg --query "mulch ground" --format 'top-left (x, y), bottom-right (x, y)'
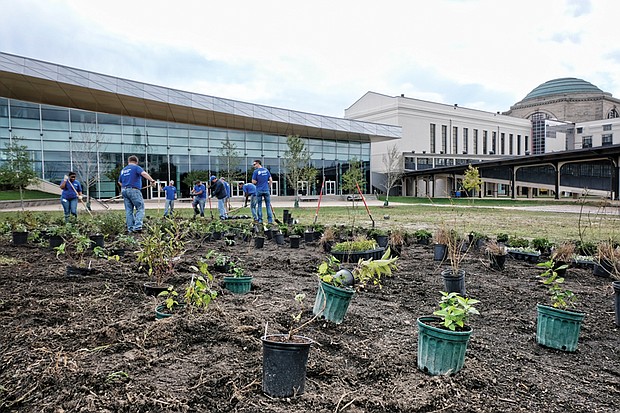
top-left (0, 234), bottom-right (618, 412)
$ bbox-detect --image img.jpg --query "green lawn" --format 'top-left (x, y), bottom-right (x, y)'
top-left (0, 190), bottom-right (58, 200)
top-left (2, 194), bottom-right (619, 244)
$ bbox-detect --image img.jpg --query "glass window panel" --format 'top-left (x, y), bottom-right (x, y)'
top-left (10, 100), bottom-right (39, 119)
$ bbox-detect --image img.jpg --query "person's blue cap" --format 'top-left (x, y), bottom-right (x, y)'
top-left (210, 175), bottom-right (216, 181)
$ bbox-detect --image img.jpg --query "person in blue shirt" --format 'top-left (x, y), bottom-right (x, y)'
top-left (118, 155), bottom-right (156, 233)
top-left (190, 180), bottom-right (207, 218)
top-left (59, 171), bottom-right (83, 223)
top-left (221, 177), bottom-right (231, 213)
top-left (210, 176), bottom-right (228, 220)
top-left (251, 159), bottom-right (273, 224)
top-left (242, 182), bottom-right (258, 222)
top-left (162, 180), bottom-right (177, 217)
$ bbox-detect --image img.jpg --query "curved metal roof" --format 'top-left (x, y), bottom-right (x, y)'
top-left (523, 77), bottom-right (605, 100)
top-left (0, 52), bottom-right (401, 142)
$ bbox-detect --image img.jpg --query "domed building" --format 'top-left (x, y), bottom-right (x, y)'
top-left (504, 77), bottom-right (620, 122)
top-left (503, 78), bottom-right (620, 154)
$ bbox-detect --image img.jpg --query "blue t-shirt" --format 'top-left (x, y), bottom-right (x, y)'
top-left (118, 164), bottom-right (144, 188)
top-left (223, 181), bottom-right (230, 198)
top-left (252, 167), bottom-right (271, 192)
top-left (242, 182), bottom-right (256, 196)
top-left (61, 179), bottom-right (82, 200)
top-left (163, 185), bottom-right (177, 200)
top-left (193, 184), bottom-right (206, 199)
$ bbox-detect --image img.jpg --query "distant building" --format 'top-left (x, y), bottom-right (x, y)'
top-left (0, 52), bottom-right (400, 198)
top-left (346, 78), bottom-right (620, 198)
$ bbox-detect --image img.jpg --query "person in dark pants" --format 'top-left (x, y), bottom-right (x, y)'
top-left (210, 176), bottom-right (228, 219)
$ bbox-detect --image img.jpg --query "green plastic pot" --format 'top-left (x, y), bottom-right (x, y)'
top-left (223, 276), bottom-right (253, 294)
top-left (155, 304), bottom-right (173, 319)
top-left (312, 281), bottom-right (355, 324)
top-left (536, 304), bottom-right (585, 352)
top-left (417, 316), bottom-right (472, 375)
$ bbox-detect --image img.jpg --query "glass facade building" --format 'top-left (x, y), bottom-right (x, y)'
top-left (0, 53), bottom-right (401, 199)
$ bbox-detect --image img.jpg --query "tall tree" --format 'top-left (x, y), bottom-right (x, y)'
top-left (71, 123), bottom-right (110, 204)
top-left (0, 136), bottom-right (38, 210)
top-left (380, 144), bottom-right (404, 206)
top-left (218, 137), bottom-right (242, 183)
top-left (341, 157), bottom-right (364, 195)
top-left (462, 164), bottom-right (482, 199)
top-left (283, 135), bottom-right (312, 208)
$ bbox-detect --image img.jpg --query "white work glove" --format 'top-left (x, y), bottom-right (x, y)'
top-left (64, 175), bottom-right (69, 181)
top-left (78, 195), bottom-right (83, 201)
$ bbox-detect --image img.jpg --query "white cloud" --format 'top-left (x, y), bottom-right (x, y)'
top-left (1, 0), bottom-right (620, 117)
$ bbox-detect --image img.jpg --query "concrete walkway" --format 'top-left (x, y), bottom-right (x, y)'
top-left (2, 196), bottom-right (619, 216)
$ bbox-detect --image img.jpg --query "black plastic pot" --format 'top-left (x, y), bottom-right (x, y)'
top-left (376, 235), bottom-right (389, 248)
top-left (274, 233), bottom-right (285, 245)
top-left (433, 244), bottom-right (448, 261)
top-left (265, 229), bottom-right (274, 240)
top-left (593, 260), bottom-right (613, 278)
top-left (89, 234), bottom-right (104, 249)
top-left (330, 247), bottom-right (385, 263)
top-left (441, 269), bottom-right (466, 296)
top-left (290, 235), bottom-right (301, 249)
top-left (12, 231), bottom-right (28, 246)
top-left (66, 265), bottom-right (95, 277)
top-left (304, 231), bottom-right (314, 243)
top-left (262, 334), bottom-right (312, 398)
top-left (254, 236), bottom-right (265, 249)
top-left (489, 254), bottom-right (506, 271)
top-left (49, 235), bottom-right (64, 249)
top-left (143, 282), bottom-right (172, 296)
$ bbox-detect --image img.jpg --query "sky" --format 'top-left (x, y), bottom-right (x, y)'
top-left (1, 0), bottom-right (619, 118)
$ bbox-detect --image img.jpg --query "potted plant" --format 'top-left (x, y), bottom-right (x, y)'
top-left (209, 220), bottom-right (227, 240)
top-left (433, 227), bottom-right (452, 261)
top-left (136, 221), bottom-right (187, 296)
top-left (55, 233), bottom-right (96, 276)
top-left (262, 293), bottom-right (317, 398)
top-left (155, 260), bottom-right (218, 319)
top-left (506, 246), bottom-right (541, 263)
top-left (441, 230), bottom-right (468, 296)
top-left (223, 262), bottom-right (253, 294)
top-left (369, 228), bottom-right (389, 248)
top-left (484, 239), bottom-right (507, 271)
top-left (532, 237), bottom-right (552, 255)
top-left (388, 228), bottom-right (405, 257)
top-left (468, 231), bottom-right (487, 250)
top-left (11, 223), bottom-right (28, 246)
top-left (313, 249), bottom-right (398, 324)
top-left (417, 291), bottom-right (480, 375)
top-left (184, 260), bottom-right (218, 312)
top-left (535, 258), bottom-right (585, 352)
top-left (414, 229), bottom-right (432, 245)
top-left (330, 235), bottom-right (382, 263)
top-left (155, 286), bottom-right (180, 319)
top-left (550, 242), bottom-right (576, 276)
top-left (209, 251), bottom-right (232, 273)
top-left (318, 226), bottom-right (336, 252)
top-left (593, 241), bottom-right (618, 278)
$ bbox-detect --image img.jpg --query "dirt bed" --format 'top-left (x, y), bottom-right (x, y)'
top-left (0, 235), bottom-right (618, 412)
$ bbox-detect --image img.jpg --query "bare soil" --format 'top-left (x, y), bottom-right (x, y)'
top-left (0, 234), bottom-right (619, 412)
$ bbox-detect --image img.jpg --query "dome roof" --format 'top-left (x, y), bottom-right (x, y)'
top-left (523, 78), bottom-right (604, 100)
